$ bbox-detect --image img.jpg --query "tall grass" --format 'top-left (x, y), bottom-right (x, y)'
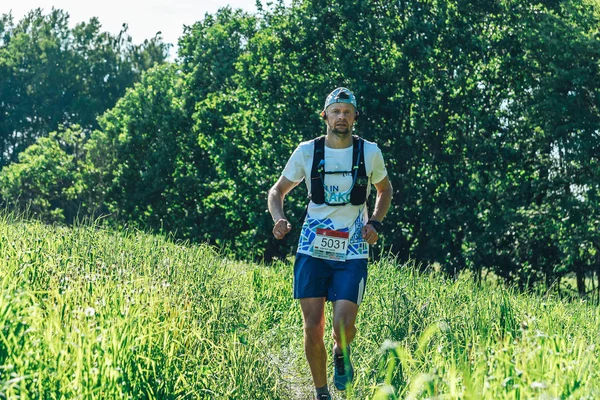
top-left (0, 214), bottom-right (599, 399)
top-left (362, 259), bottom-right (600, 399)
top-left (0, 215), bottom-right (288, 399)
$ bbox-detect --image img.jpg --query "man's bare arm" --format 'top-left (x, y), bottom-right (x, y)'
top-left (268, 176), bottom-right (300, 239)
top-left (370, 176), bottom-right (393, 222)
top-left (361, 176), bottom-right (393, 244)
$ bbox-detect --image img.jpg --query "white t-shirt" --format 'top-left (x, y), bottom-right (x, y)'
top-left (282, 136), bottom-right (388, 260)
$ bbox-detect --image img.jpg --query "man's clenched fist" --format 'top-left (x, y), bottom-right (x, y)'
top-left (273, 219), bottom-right (292, 240)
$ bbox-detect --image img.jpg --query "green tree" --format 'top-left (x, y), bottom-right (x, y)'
top-left (88, 63), bottom-right (207, 239)
top-left (8, 0), bottom-right (600, 293)
top-left (0, 8), bottom-right (169, 168)
top-left (0, 126), bottom-right (89, 223)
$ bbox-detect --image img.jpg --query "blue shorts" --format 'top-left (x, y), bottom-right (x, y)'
top-left (293, 253), bottom-right (368, 306)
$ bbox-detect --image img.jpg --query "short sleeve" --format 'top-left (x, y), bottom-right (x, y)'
top-left (370, 148), bottom-right (388, 185)
top-left (282, 145), bottom-right (306, 183)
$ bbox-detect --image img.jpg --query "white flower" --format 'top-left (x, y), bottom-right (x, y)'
top-left (379, 339), bottom-right (399, 352)
top-left (84, 307), bottom-right (96, 317)
top-left (530, 381), bottom-right (548, 390)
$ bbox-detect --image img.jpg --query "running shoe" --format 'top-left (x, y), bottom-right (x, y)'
top-left (333, 346), bottom-right (354, 391)
top-left (314, 394), bottom-right (331, 400)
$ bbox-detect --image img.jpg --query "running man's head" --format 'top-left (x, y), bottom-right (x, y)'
top-left (321, 87), bottom-right (358, 136)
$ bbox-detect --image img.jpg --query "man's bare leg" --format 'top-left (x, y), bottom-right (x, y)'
top-left (332, 299), bottom-right (359, 354)
top-left (300, 297), bottom-right (327, 388)
top-left (331, 299), bottom-right (358, 391)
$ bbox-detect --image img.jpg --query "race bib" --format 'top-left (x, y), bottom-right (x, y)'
top-left (312, 228), bottom-right (350, 261)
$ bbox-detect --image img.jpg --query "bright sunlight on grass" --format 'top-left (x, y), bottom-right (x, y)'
top-left (1, 214), bottom-right (599, 399)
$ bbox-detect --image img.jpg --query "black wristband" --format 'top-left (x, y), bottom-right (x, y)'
top-left (367, 220), bottom-right (383, 233)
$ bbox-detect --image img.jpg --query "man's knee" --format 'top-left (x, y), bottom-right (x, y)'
top-left (332, 301), bottom-right (359, 343)
top-left (304, 321), bottom-right (325, 343)
top-left (332, 318), bottom-right (356, 341)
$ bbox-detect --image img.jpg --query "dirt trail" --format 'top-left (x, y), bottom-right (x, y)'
top-left (270, 346), bottom-right (348, 400)
top-left (270, 347), bottom-right (314, 399)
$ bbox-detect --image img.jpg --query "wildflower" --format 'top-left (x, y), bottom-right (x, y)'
top-left (379, 339), bottom-right (399, 352)
top-left (531, 381), bottom-right (548, 390)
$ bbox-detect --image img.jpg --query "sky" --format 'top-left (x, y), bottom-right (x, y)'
top-left (2, 0), bottom-right (269, 57)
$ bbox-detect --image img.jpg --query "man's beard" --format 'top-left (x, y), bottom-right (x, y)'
top-left (330, 124), bottom-right (351, 135)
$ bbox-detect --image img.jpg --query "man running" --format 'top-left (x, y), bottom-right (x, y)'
top-left (267, 87), bottom-right (393, 400)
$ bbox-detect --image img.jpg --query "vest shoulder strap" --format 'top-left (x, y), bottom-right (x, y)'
top-left (350, 135), bottom-right (368, 205)
top-left (310, 136), bottom-right (326, 204)
top-left (351, 135), bottom-right (366, 177)
top-left (311, 136), bottom-right (326, 178)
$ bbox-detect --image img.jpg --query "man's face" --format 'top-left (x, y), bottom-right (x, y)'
top-left (325, 102), bottom-right (356, 135)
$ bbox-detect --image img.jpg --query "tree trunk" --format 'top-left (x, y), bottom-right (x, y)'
top-left (575, 261), bottom-right (586, 298)
top-left (597, 266), bottom-right (600, 304)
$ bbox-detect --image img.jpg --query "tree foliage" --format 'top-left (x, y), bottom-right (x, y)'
top-left (2, 0), bottom-right (600, 293)
top-left (0, 126), bottom-right (89, 222)
top-left (0, 8), bottom-right (169, 167)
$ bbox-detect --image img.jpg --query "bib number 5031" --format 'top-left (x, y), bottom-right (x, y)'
top-left (320, 237), bottom-right (346, 250)
top-left (313, 228), bottom-right (350, 261)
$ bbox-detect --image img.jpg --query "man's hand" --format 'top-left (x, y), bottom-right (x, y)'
top-left (361, 223), bottom-right (379, 245)
top-left (273, 219), bottom-right (292, 240)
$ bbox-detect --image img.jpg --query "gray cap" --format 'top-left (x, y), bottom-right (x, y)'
top-left (323, 87), bottom-right (357, 111)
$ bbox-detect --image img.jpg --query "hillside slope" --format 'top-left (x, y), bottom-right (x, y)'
top-left (1, 216), bottom-right (599, 399)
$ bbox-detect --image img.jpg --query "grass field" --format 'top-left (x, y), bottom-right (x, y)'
top-left (1, 214), bottom-right (599, 399)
